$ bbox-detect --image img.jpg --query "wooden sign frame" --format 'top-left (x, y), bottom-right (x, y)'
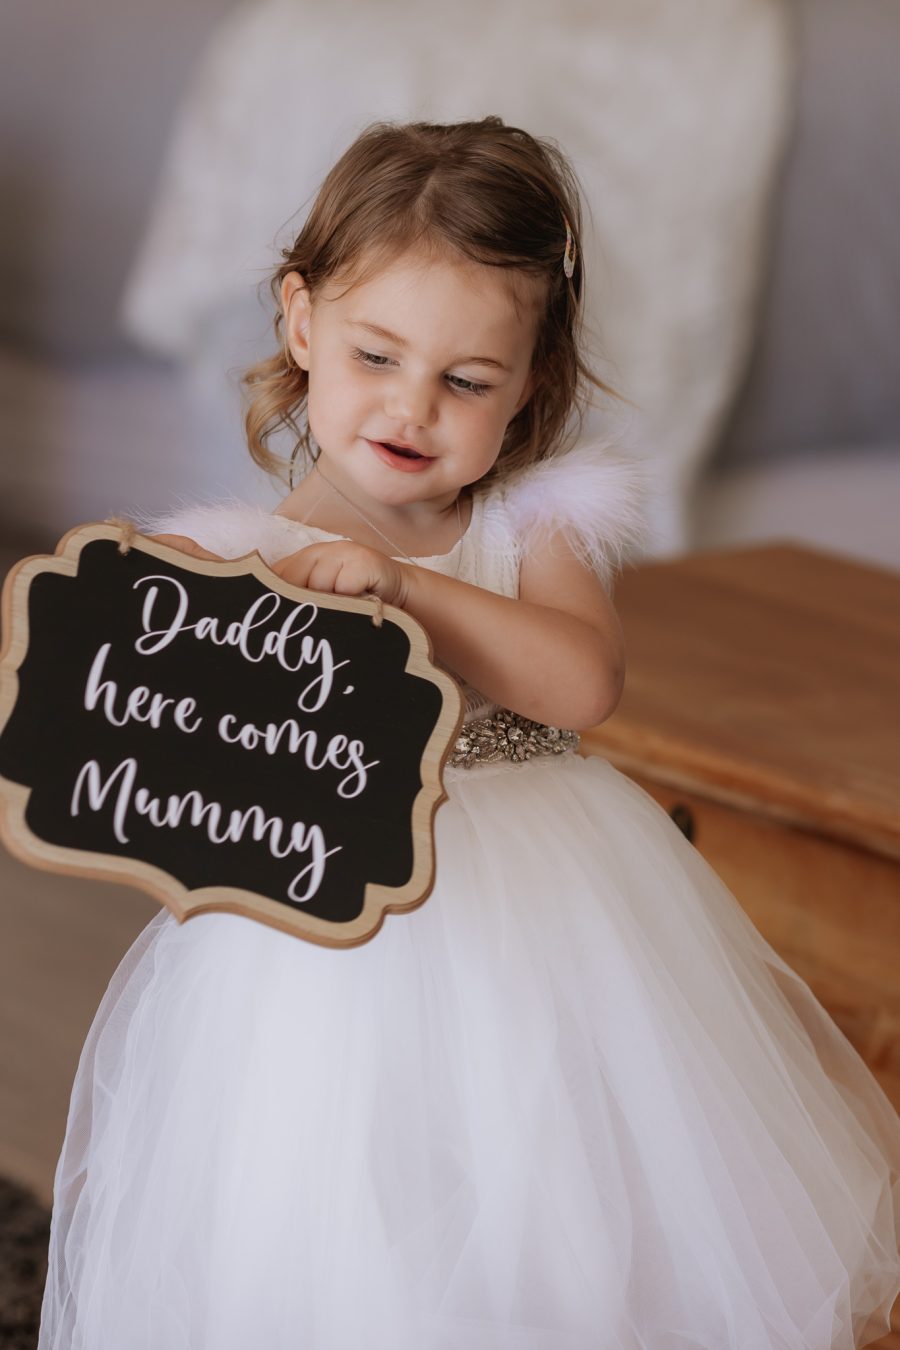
top-left (0, 522), bottom-right (464, 948)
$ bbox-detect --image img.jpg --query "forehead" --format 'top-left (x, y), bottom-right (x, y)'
top-left (317, 245), bottom-right (543, 348)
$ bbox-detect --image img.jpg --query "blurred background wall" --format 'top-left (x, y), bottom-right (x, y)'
top-left (1, 0), bottom-right (898, 571)
top-left (0, 0), bottom-right (247, 542)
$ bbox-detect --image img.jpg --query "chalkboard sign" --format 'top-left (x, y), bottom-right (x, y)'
top-left (0, 523), bottom-right (463, 947)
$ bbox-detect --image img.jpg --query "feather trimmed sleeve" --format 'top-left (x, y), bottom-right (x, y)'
top-left (125, 497), bottom-right (313, 567)
top-left (486, 443), bottom-right (655, 590)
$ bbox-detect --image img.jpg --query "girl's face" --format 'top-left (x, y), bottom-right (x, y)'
top-left (281, 246), bottom-right (539, 510)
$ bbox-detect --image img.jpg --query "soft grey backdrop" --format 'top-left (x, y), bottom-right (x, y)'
top-left (1, 0), bottom-right (898, 568)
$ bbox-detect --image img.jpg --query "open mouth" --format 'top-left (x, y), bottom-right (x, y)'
top-left (368, 439), bottom-right (434, 471)
top-left (380, 441), bottom-right (427, 460)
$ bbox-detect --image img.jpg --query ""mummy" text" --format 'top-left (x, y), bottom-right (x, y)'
top-left (70, 757), bottom-right (340, 903)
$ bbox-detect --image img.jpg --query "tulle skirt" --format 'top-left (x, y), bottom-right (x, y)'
top-left (38, 752), bottom-right (900, 1349)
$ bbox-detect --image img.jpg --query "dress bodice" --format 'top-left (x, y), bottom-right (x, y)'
top-left (269, 487), bottom-right (518, 595)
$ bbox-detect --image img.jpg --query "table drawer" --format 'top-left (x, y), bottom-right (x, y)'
top-left (620, 767), bottom-right (900, 1116)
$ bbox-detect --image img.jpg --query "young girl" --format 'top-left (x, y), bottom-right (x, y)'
top-left (40, 119), bottom-right (899, 1349)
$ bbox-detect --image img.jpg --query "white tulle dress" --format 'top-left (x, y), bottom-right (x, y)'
top-left (39, 450), bottom-right (900, 1350)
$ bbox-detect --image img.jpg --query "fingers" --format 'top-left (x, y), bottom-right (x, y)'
top-left (269, 548), bottom-right (314, 588)
top-left (271, 548), bottom-right (353, 594)
top-left (143, 535), bottom-right (400, 602)
top-left (270, 542), bottom-right (400, 601)
top-left (147, 533), bottom-right (225, 563)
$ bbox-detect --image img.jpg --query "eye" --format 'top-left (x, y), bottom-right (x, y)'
top-left (351, 347), bottom-right (394, 369)
top-left (446, 374), bottom-right (490, 398)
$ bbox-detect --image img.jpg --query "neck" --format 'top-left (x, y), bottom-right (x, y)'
top-left (316, 455), bottom-right (463, 530)
top-left (277, 454), bottom-right (470, 557)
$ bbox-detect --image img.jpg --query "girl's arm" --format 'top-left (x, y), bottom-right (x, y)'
top-left (271, 537), bottom-right (624, 731)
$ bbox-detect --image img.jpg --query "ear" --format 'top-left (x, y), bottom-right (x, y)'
top-left (280, 271), bottom-right (312, 371)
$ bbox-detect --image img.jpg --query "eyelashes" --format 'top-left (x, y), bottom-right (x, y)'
top-left (351, 348), bottom-right (391, 369)
top-left (350, 348), bottom-right (490, 398)
top-left (448, 374), bottom-right (490, 398)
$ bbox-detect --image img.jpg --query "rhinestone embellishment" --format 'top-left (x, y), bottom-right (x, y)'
top-left (448, 708), bottom-right (581, 769)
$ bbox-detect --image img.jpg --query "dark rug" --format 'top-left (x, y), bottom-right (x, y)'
top-left (0, 1177), bottom-right (49, 1350)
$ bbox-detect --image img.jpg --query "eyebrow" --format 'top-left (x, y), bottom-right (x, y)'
top-left (348, 320), bottom-right (511, 373)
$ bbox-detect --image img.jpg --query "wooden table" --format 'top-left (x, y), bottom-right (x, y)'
top-left (582, 541), bottom-right (900, 1346)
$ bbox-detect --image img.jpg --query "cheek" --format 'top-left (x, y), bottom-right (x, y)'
top-left (309, 360), bottom-right (359, 416)
top-left (305, 382), bottom-right (338, 443)
top-left (483, 400), bottom-right (518, 439)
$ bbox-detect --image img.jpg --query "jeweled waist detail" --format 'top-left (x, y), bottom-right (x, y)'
top-left (448, 708), bottom-right (580, 769)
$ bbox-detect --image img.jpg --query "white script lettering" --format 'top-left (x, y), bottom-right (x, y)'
top-left (84, 643), bottom-right (202, 733)
top-left (132, 576), bottom-right (349, 712)
top-left (217, 713), bottom-right (378, 798)
top-left (70, 757), bottom-right (341, 902)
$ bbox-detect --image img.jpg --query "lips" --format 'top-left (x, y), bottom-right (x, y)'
top-left (383, 441), bottom-right (423, 459)
top-left (366, 439), bottom-right (435, 473)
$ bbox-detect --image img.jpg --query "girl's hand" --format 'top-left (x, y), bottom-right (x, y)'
top-left (270, 541), bottom-right (409, 607)
top-left (146, 533), bottom-right (225, 563)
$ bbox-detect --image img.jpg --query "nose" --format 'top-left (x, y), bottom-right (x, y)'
top-left (383, 371), bottom-right (438, 429)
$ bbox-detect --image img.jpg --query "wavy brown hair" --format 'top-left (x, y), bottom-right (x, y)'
top-left (241, 116), bottom-right (617, 488)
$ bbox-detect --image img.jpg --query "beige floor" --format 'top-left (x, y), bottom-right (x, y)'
top-left (0, 847), bottom-right (159, 1206)
top-left (0, 531), bottom-right (161, 1206)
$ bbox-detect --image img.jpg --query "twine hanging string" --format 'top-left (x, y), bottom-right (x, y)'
top-left (106, 517), bottom-right (138, 554)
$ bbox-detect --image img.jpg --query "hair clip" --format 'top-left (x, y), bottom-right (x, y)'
top-left (563, 216), bottom-right (577, 279)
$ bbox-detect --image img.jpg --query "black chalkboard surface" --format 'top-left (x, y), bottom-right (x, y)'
top-left (0, 523), bottom-right (463, 947)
